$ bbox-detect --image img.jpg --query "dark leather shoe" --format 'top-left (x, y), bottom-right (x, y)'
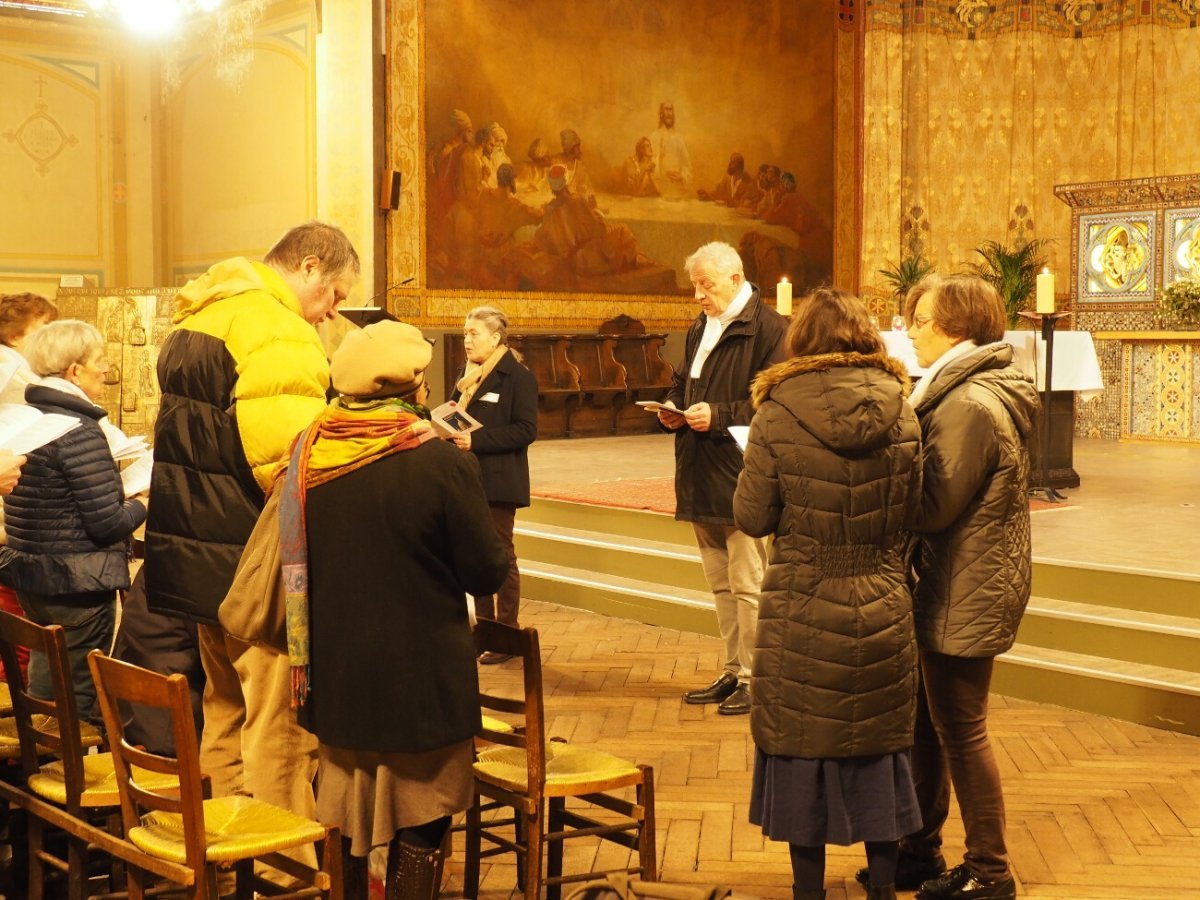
top-left (916, 864), bottom-right (1015, 899)
top-left (683, 672), bottom-right (738, 704)
top-left (856, 850), bottom-right (946, 891)
top-left (716, 684), bottom-right (751, 715)
top-left (478, 651), bottom-right (514, 665)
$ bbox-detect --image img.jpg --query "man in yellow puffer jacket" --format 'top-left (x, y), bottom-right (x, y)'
top-left (140, 221), bottom-right (358, 872)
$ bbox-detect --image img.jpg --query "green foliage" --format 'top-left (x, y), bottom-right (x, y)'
top-left (1160, 278), bottom-right (1200, 323)
top-left (877, 255), bottom-right (936, 304)
top-left (965, 238), bottom-right (1052, 329)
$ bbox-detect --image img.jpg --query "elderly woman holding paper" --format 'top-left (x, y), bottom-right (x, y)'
top-left (0, 320), bottom-right (146, 721)
top-left (447, 305), bottom-right (538, 658)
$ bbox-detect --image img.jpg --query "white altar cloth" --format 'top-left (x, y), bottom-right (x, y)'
top-left (880, 330), bottom-right (1104, 401)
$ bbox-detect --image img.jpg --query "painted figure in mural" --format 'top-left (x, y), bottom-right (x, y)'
top-left (475, 164), bottom-right (544, 290)
top-left (515, 137), bottom-right (552, 194)
top-left (550, 128), bottom-right (596, 207)
top-left (651, 101), bottom-right (693, 198)
top-left (616, 136), bottom-right (660, 197)
top-left (522, 164), bottom-right (648, 290)
top-left (753, 165), bottom-right (784, 218)
top-left (482, 121), bottom-right (511, 190)
top-left (1098, 226), bottom-right (1145, 290)
top-left (697, 152), bottom-right (761, 208)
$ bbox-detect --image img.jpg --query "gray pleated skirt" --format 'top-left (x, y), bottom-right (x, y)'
top-left (316, 739), bottom-right (475, 857)
top-left (749, 746), bottom-right (922, 846)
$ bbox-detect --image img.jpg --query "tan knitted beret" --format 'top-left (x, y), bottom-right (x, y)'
top-left (330, 320), bottom-right (432, 399)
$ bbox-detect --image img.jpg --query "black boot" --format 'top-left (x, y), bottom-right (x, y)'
top-left (792, 890), bottom-right (825, 900)
top-left (385, 834), bottom-right (444, 900)
top-left (341, 836), bottom-right (369, 900)
top-left (867, 885), bottom-right (898, 900)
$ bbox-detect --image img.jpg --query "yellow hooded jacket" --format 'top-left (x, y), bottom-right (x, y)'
top-left (144, 257), bottom-right (329, 624)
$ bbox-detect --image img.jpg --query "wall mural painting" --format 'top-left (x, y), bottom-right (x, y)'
top-left (1078, 213), bottom-right (1155, 303)
top-left (1164, 208), bottom-right (1200, 287)
top-left (423, 0), bottom-right (835, 300)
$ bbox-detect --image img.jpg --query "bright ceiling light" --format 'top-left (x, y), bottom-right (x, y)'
top-left (87, 0), bottom-right (225, 36)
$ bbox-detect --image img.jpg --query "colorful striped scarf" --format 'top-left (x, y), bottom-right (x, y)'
top-left (280, 397), bottom-right (435, 708)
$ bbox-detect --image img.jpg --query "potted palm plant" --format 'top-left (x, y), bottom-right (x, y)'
top-left (965, 238), bottom-right (1051, 328)
top-left (878, 254), bottom-right (935, 314)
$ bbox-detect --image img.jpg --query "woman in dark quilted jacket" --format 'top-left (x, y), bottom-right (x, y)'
top-left (0, 320), bottom-right (146, 721)
top-left (734, 288), bottom-right (924, 900)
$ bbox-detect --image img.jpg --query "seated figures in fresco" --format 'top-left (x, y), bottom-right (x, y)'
top-left (740, 175), bottom-right (831, 295)
top-left (697, 152), bottom-right (761, 208)
top-left (475, 164), bottom-right (544, 290)
top-left (1099, 226), bottom-right (1146, 290)
top-left (616, 137), bottom-right (660, 197)
top-left (518, 164), bottom-right (652, 291)
top-left (550, 128), bottom-right (597, 207)
top-left (515, 138), bottom-right (553, 194)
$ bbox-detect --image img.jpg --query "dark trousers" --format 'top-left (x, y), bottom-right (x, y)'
top-left (903, 650), bottom-right (1009, 881)
top-left (472, 503), bottom-right (520, 626)
top-left (17, 589), bottom-right (116, 724)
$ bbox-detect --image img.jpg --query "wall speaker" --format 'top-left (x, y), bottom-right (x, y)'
top-left (380, 169), bottom-right (402, 210)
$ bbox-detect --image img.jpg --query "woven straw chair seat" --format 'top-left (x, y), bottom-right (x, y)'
top-left (475, 741), bottom-right (641, 793)
top-left (129, 794), bottom-right (327, 863)
top-left (0, 715), bottom-right (102, 759)
top-left (29, 752), bottom-right (180, 807)
top-left (480, 714), bottom-right (514, 734)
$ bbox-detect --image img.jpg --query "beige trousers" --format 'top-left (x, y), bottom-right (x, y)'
top-left (197, 622), bottom-right (319, 875)
top-left (692, 523), bottom-right (766, 683)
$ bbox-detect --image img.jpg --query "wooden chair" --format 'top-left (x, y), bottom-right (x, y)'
top-left (566, 335), bottom-right (628, 438)
top-left (463, 620), bottom-right (656, 900)
top-left (86, 650), bottom-right (342, 899)
top-left (0, 609), bottom-right (127, 899)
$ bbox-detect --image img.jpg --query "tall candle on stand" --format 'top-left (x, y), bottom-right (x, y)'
top-left (777, 278), bottom-right (792, 316)
top-left (1036, 268), bottom-right (1055, 314)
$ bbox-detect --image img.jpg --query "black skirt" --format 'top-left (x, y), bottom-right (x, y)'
top-left (749, 746), bottom-right (922, 846)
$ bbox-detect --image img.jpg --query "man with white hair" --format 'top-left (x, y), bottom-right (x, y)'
top-left (658, 241), bottom-right (788, 714)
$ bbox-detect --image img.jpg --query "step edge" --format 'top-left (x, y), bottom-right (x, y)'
top-left (522, 562), bottom-right (714, 609)
top-left (515, 522), bottom-right (700, 561)
top-left (1002, 646), bottom-right (1200, 695)
top-left (1024, 598), bottom-right (1200, 637)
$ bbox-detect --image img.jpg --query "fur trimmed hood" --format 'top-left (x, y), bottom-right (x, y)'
top-left (751, 351), bottom-right (911, 407)
top-left (749, 351), bottom-right (913, 453)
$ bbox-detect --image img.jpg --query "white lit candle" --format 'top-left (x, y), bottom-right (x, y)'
top-left (777, 278), bottom-right (792, 316)
top-left (1036, 268), bottom-right (1055, 314)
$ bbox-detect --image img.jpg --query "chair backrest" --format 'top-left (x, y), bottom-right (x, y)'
top-left (0, 610), bottom-right (89, 803)
top-left (87, 650), bottom-right (209, 875)
top-left (474, 619), bottom-right (547, 791)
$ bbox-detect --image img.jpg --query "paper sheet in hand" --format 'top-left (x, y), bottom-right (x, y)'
top-left (728, 425), bottom-right (750, 452)
top-left (120, 452), bottom-right (153, 496)
top-left (109, 434), bottom-right (150, 461)
top-left (430, 400), bottom-right (483, 436)
top-left (0, 405), bottom-right (80, 454)
top-left (636, 401), bottom-right (684, 417)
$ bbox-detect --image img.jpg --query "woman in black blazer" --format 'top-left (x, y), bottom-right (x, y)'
top-left (449, 306), bottom-right (539, 663)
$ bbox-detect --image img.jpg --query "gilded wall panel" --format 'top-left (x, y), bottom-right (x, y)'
top-left (861, 1), bottom-right (1200, 302)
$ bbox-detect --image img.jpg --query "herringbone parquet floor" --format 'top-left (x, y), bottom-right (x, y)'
top-left (450, 599), bottom-right (1200, 900)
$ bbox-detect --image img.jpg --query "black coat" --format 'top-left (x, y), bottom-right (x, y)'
top-left (0, 385), bottom-right (146, 595)
top-left (666, 287), bottom-right (788, 525)
top-left (450, 350), bottom-right (539, 508)
top-left (734, 353), bottom-right (922, 758)
top-left (298, 439), bottom-right (508, 753)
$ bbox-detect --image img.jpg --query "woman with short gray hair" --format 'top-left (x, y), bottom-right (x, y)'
top-left (0, 319), bottom-right (147, 721)
top-left (448, 305), bottom-right (538, 662)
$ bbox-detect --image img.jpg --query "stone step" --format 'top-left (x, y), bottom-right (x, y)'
top-left (994, 644), bottom-right (1200, 735)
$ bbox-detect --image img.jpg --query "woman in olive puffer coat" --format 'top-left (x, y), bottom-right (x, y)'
top-left (734, 288), bottom-right (923, 900)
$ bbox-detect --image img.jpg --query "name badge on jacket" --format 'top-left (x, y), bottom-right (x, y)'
top-left (480, 392), bottom-right (500, 403)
